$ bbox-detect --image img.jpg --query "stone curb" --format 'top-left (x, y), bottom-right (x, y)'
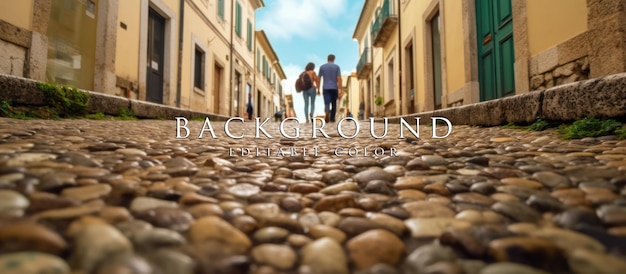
top-left (385, 72), bottom-right (626, 126)
top-left (1, 72), bottom-right (625, 125)
top-left (0, 74), bottom-right (230, 121)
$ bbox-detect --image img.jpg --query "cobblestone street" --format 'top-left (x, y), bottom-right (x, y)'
top-left (1, 117), bottom-right (626, 274)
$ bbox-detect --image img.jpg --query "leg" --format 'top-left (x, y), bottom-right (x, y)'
top-left (303, 92), bottom-right (310, 123)
top-left (330, 90), bottom-right (338, 122)
top-left (309, 89), bottom-right (316, 121)
top-left (323, 90), bottom-right (332, 122)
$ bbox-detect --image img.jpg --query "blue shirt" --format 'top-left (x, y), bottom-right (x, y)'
top-left (318, 62), bottom-right (341, 90)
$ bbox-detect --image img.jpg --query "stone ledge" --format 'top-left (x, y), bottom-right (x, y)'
top-left (1, 72), bottom-right (624, 125)
top-left (385, 72), bottom-right (626, 126)
top-left (542, 73), bottom-right (626, 121)
top-left (88, 92), bottom-right (130, 116)
top-left (0, 73), bottom-right (230, 121)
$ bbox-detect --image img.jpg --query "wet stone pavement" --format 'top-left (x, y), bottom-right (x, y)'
top-left (1, 117), bottom-right (626, 274)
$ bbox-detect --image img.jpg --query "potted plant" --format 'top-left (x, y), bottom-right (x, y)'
top-left (375, 96), bottom-right (383, 106)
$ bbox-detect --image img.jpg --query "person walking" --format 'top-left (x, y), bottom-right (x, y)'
top-left (301, 62), bottom-right (319, 123)
top-left (317, 54), bottom-right (342, 123)
top-left (274, 108), bottom-right (285, 122)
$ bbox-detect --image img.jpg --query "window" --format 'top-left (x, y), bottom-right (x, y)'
top-left (247, 20), bottom-right (253, 50)
top-left (235, 2), bottom-right (242, 37)
top-left (217, 0), bottom-right (225, 20)
top-left (194, 47), bottom-right (205, 89)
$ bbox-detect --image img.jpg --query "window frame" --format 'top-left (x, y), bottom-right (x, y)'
top-left (193, 46), bottom-right (205, 90)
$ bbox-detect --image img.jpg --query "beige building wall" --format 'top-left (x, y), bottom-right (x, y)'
top-left (346, 73), bottom-right (360, 119)
top-left (0, 1), bottom-right (34, 30)
top-left (255, 30), bottom-right (283, 119)
top-left (115, 0), bottom-right (141, 97)
top-left (400, 0), bottom-right (434, 113)
top-left (0, 0), bottom-right (286, 118)
top-left (353, 0), bottom-right (377, 119)
top-left (527, 0), bottom-right (587, 57)
top-left (181, 6), bottom-right (230, 114)
top-left (443, 0), bottom-right (465, 98)
top-left (114, 0), bottom-right (263, 115)
top-left (0, 1), bottom-right (35, 78)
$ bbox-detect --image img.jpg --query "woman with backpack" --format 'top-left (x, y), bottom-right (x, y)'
top-left (301, 62), bottom-right (319, 123)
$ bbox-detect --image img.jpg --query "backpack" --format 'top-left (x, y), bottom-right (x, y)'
top-left (295, 71), bottom-right (313, 92)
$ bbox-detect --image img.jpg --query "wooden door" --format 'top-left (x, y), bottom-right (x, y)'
top-left (213, 64), bottom-right (222, 114)
top-left (147, 8), bottom-right (165, 104)
top-left (476, 0), bottom-right (515, 101)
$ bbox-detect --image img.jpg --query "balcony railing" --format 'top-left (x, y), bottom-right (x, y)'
top-left (371, 0), bottom-right (398, 47)
top-left (356, 47), bottom-right (372, 79)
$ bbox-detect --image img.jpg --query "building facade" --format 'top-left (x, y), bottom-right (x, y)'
top-left (0, 0), bottom-right (287, 117)
top-left (345, 72), bottom-right (360, 120)
top-left (354, 0), bottom-right (626, 117)
top-left (255, 30), bottom-right (286, 119)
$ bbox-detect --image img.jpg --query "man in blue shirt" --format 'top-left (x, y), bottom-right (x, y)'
top-left (316, 54), bottom-right (342, 123)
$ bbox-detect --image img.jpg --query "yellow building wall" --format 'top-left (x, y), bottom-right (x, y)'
top-left (527, 0), bottom-right (587, 56)
top-left (0, 1), bottom-right (33, 30)
top-left (443, 0), bottom-right (465, 94)
top-left (115, 0), bottom-right (141, 83)
top-left (399, 0), bottom-right (468, 112)
top-left (232, 1), bottom-right (255, 70)
top-left (181, 6), bottom-right (231, 113)
top-left (348, 75), bottom-right (360, 117)
top-left (401, 0), bottom-right (428, 113)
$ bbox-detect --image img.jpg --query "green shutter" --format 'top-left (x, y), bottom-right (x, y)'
top-left (247, 20), bottom-right (253, 50)
top-left (218, 0), bottom-right (224, 20)
top-left (263, 57), bottom-right (267, 78)
top-left (257, 48), bottom-right (260, 71)
top-left (235, 2), bottom-right (242, 37)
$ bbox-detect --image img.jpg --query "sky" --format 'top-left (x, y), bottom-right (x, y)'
top-left (257, 0), bottom-right (363, 121)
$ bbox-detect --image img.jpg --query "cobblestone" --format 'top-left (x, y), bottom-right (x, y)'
top-left (0, 117), bottom-right (626, 273)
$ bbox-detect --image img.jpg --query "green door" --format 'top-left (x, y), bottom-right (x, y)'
top-left (476, 0), bottom-right (515, 101)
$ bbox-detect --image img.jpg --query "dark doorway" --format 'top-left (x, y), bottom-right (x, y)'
top-left (405, 41), bottom-right (415, 114)
top-left (431, 12), bottom-right (443, 110)
top-left (147, 8), bottom-right (165, 104)
top-left (235, 72), bottom-right (241, 117)
top-left (256, 90), bottom-right (262, 117)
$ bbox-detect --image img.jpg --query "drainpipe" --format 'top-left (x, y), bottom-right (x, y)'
top-left (368, 13), bottom-right (373, 118)
top-left (397, 0), bottom-right (402, 115)
top-left (175, 0), bottom-right (184, 108)
top-left (253, 27), bottom-right (257, 119)
top-left (229, 0), bottom-right (235, 117)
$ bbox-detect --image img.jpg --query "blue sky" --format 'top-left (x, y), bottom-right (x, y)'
top-left (257, 0), bottom-right (363, 120)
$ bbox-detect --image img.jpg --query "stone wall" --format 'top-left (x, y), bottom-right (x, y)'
top-left (115, 76), bottom-right (139, 100)
top-left (0, 73), bottom-right (230, 121)
top-left (385, 71), bottom-right (626, 126)
top-left (0, 20), bottom-right (31, 78)
top-left (0, 39), bottom-right (26, 77)
top-left (530, 56), bottom-right (590, 92)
